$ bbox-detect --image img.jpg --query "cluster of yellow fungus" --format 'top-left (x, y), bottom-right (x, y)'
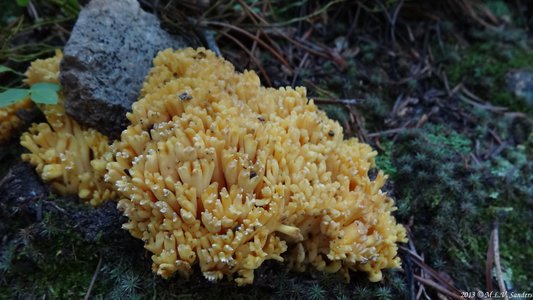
top-left (0, 99), bottom-right (32, 144)
top-left (107, 48), bottom-right (407, 285)
top-left (20, 52), bottom-right (115, 206)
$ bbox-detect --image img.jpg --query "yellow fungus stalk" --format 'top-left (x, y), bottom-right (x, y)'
top-left (20, 52), bottom-right (115, 206)
top-left (0, 99), bottom-right (32, 144)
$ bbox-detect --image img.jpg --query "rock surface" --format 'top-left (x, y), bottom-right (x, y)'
top-left (0, 162), bottom-right (124, 243)
top-left (506, 69), bottom-right (533, 107)
top-left (0, 162), bottom-right (48, 205)
top-left (60, 0), bottom-right (194, 138)
top-left (0, 163), bottom-right (48, 220)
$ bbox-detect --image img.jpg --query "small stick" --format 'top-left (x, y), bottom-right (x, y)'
top-left (291, 52), bottom-right (309, 88)
top-left (367, 128), bottom-right (406, 138)
top-left (84, 255), bottom-right (103, 300)
top-left (203, 30), bottom-right (222, 57)
top-left (492, 224), bottom-right (509, 300)
top-left (312, 98), bottom-right (360, 106)
top-left (217, 30), bottom-right (272, 86)
top-left (485, 226), bottom-right (495, 293)
top-left (204, 21), bottom-right (292, 72)
top-left (413, 275), bottom-right (463, 300)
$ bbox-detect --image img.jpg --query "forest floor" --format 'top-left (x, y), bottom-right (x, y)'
top-left (0, 1), bottom-right (532, 299)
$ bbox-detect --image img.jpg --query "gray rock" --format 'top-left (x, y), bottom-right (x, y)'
top-left (0, 163), bottom-right (124, 243)
top-left (0, 163), bottom-right (48, 217)
top-left (60, 0), bottom-right (194, 138)
top-left (506, 69), bottom-right (533, 107)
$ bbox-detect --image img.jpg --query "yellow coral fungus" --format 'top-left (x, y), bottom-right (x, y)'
top-left (2, 50), bottom-right (64, 145)
top-left (0, 99), bottom-right (32, 144)
top-left (107, 47), bottom-right (407, 285)
top-left (20, 52), bottom-right (115, 206)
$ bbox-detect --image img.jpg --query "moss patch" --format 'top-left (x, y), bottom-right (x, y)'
top-left (389, 122), bottom-right (532, 291)
top-left (443, 41), bottom-right (533, 114)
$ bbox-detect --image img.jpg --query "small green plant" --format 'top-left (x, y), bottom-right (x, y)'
top-left (15, 0), bottom-right (80, 16)
top-left (307, 283), bottom-right (326, 300)
top-left (0, 81), bottom-right (61, 108)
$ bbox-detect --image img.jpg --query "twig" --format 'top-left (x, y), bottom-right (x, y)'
top-left (390, 0), bottom-right (404, 45)
top-left (204, 21), bottom-right (292, 72)
top-left (216, 30), bottom-right (272, 86)
top-left (203, 30), bottom-right (222, 57)
top-left (344, 4), bottom-right (361, 44)
top-left (291, 52), bottom-right (309, 87)
top-left (459, 86), bottom-right (507, 112)
top-left (367, 127), bottom-right (406, 138)
top-left (236, 0), bottom-right (286, 61)
top-left (250, 30), bottom-right (260, 56)
top-left (486, 226), bottom-right (495, 293)
top-left (487, 129), bottom-right (502, 145)
top-left (413, 275), bottom-right (464, 300)
top-left (401, 233), bottom-right (464, 299)
top-left (302, 79), bottom-right (336, 98)
top-left (232, 0), bottom-right (326, 63)
top-left (402, 241), bottom-right (462, 296)
top-left (399, 246), bottom-right (424, 266)
top-left (404, 255), bottom-right (416, 300)
top-left (492, 223), bottom-right (509, 300)
top-left (26, 1), bottom-right (40, 23)
top-left (459, 95), bottom-right (507, 113)
top-left (84, 255), bottom-right (103, 300)
top-left (265, 29), bottom-right (329, 58)
top-left (312, 97), bottom-right (360, 106)
top-left (459, 0), bottom-right (499, 30)
top-left (409, 252), bottom-right (462, 295)
top-left (48, 201), bottom-right (67, 213)
top-left (490, 142), bottom-right (507, 159)
top-left (265, 0), bottom-right (346, 27)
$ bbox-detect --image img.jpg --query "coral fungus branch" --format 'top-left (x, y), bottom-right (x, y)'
top-left (107, 47), bottom-right (406, 285)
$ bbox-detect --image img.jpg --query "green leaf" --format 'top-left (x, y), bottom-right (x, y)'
top-left (0, 65), bottom-right (14, 73)
top-left (0, 89), bottom-right (30, 107)
top-left (0, 65), bottom-right (23, 76)
top-left (30, 83), bottom-right (61, 104)
top-left (16, 0), bottom-right (30, 7)
top-left (31, 82), bottom-right (62, 92)
top-left (30, 88), bottom-right (59, 105)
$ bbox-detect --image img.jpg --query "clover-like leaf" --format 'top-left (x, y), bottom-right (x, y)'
top-left (0, 89), bottom-right (30, 108)
top-left (30, 83), bottom-right (61, 104)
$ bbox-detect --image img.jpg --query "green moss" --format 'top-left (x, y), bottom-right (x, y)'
top-left (443, 41), bottom-right (533, 114)
top-left (485, 0), bottom-right (512, 20)
top-left (425, 125), bottom-right (471, 154)
top-left (0, 207), bottom-right (106, 299)
top-left (320, 104), bottom-right (350, 132)
top-left (390, 121), bottom-right (532, 291)
top-left (483, 139), bottom-right (533, 288)
top-left (374, 140), bottom-right (397, 178)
